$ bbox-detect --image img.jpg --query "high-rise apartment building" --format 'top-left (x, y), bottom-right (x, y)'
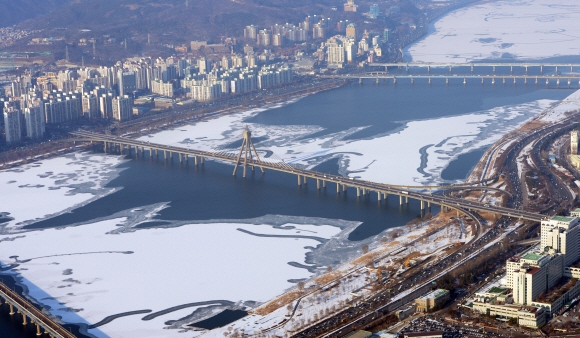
top-left (112, 95), bottom-right (133, 121)
top-left (244, 25), bottom-right (257, 40)
top-left (4, 106), bottom-right (22, 144)
top-left (346, 23), bottom-right (357, 40)
top-left (369, 4), bottom-right (379, 18)
top-left (327, 40), bottom-right (345, 67)
top-left (571, 131), bottom-right (578, 154)
top-left (117, 70), bottom-right (137, 97)
top-left (25, 104), bottom-right (44, 140)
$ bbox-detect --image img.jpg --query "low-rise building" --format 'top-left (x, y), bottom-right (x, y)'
top-left (415, 289), bottom-right (450, 312)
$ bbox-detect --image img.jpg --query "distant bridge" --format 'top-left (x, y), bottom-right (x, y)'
top-left (369, 62), bottom-right (580, 73)
top-left (71, 130), bottom-right (544, 222)
top-left (325, 74), bottom-right (580, 86)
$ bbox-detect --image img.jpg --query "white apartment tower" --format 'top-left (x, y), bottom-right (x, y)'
top-left (25, 105), bottom-right (45, 140)
top-left (4, 107), bottom-right (22, 144)
top-left (112, 95), bottom-right (133, 122)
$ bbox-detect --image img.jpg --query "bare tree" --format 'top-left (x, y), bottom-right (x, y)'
top-left (297, 281), bottom-right (305, 290)
top-left (362, 244), bottom-right (369, 254)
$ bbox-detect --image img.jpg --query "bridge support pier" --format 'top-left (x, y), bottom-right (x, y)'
top-left (445, 77), bottom-right (449, 85)
top-left (317, 179), bottom-right (320, 190)
top-left (23, 314), bottom-right (27, 325)
top-left (405, 196), bottom-right (409, 204)
top-left (492, 77), bottom-right (495, 85)
top-left (9, 303), bottom-right (14, 315)
top-left (323, 180), bottom-right (326, 188)
top-left (393, 77), bottom-right (397, 84)
top-left (525, 66), bottom-right (528, 74)
top-left (428, 77), bottom-right (431, 85)
top-left (428, 201), bottom-right (431, 208)
top-left (136, 146), bottom-right (140, 159)
top-left (524, 77), bottom-right (527, 84)
top-left (179, 153), bottom-right (183, 163)
top-left (304, 176), bottom-right (307, 184)
top-left (493, 66), bottom-right (496, 73)
top-left (463, 77), bottom-right (466, 85)
top-left (343, 184), bottom-right (346, 192)
top-left (540, 65), bottom-right (543, 74)
top-left (481, 77), bottom-right (484, 84)
top-left (383, 192), bottom-right (388, 200)
top-left (514, 77), bottom-right (516, 85)
top-left (411, 77), bottom-right (414, 84)
top-left (194, 156), bottom-right (198, 165)
top-left (357, 187), bottom-right (361, 197)
top-left (297, 175), bottom-right (301, 186)
top-left (535, 77), bottom-right (538, 84)
top-left (36, 323), bottom-right (41, 336)
top-left (337, 183), bottom-right (340, 194)
top-left (420, 200), bottom-right (424, 210)
top-left (377, 191), bottom-right (382, 201)
top-left (502, 78), bottom-right (506, 84)
top-left (400, 195), bottom-right (403, 205)
top-left (201, 157), bottom-right (204, 164)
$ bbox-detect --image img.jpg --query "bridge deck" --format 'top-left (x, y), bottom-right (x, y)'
top-left (71, 131), bottom-right (544, 222)
top-left (0, 282), bottom-right (76, 338)
top-left (369, 62), bottom-right (580, 67)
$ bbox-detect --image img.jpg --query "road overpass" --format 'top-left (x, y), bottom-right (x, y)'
top-left (71, 130), bottom-right (545, 223)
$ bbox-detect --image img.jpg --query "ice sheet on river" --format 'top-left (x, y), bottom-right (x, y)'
top-left (0, 214), bottom-right (358, 338)
top-left (405, 0), bottom-right (580, 63)
top-left (140, 99), bottom-right (554, 186)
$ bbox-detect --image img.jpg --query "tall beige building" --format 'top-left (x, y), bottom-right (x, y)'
top-left (346, 23), bottom-right (357, 40)
top-left (344, 0), bottom-right (357, 12)
top-left (571, 131), bottom-right (578, 154)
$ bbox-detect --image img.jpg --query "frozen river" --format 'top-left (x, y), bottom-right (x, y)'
top-left (1, 1), bottom-right (580, 337)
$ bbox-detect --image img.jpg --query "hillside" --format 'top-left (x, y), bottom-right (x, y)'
top-left (0, 0), bottom-right (71, 27)
top-left (18, 0), bottom-right (336, 43)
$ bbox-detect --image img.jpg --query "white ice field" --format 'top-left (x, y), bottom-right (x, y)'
top-left (406, 0), bottom-right (580, 63)
top-left (2, 0), bottom-right (580, 337)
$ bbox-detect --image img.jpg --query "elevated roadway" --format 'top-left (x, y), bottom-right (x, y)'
top-left (71, 131), bottom-right (544, 222)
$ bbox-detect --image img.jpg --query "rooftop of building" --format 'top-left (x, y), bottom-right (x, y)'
top-left (551, 215), bottom-right (577, 223)
top-left (522, 252), bottom-right (544, 261)
top-left (342, 330), bottom-right (372, 338)
top-left (419, 289), bottom-right (449, 300)
top-left (403, 332), bottom-right (444, 338)
top-left (489, 286), bottom-right (508, 294)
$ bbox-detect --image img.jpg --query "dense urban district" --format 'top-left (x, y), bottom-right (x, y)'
top-left (3, 0), bottom-right (580, 337)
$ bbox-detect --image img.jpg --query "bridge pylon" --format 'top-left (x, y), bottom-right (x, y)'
top-left (233, 126), bottom-right (264, 177)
